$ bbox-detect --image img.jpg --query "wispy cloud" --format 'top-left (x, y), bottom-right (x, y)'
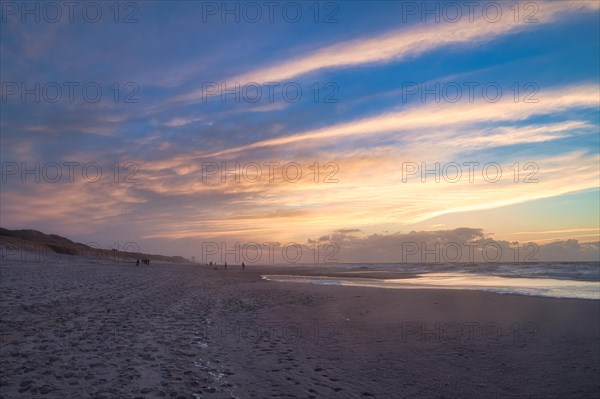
top-left (174, 1), bottom-right (599, 104)
top-left (201, 84), bottom-right (598, 156)
top-left (2, 0), bottom-right (598, 260)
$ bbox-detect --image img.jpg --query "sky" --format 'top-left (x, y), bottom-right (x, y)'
top-left (1, 0), bottom-right (599, 263)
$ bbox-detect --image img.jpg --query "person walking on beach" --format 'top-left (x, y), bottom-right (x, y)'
top-left (224, 262), bottom-right (227, 270)
top-left (242, 262), bottom-right (245, 270)
top-left (136, 259), bottom-right (140, 266)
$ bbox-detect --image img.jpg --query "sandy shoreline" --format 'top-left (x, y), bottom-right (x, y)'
top-left (1, 258), bottom-right (599, 398)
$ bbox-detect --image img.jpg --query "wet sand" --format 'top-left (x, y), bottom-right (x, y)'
top-left (1, 257), bottom-right (598, 398)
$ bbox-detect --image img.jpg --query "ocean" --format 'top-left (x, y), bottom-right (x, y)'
top-left (262, 262), bottom-right (600, 300)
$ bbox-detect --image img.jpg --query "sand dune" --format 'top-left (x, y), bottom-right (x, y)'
top-left (0, 228), bottom-right (189, 264)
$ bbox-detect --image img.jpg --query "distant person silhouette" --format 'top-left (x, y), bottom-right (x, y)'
top-left (224, 262), bottom-right (227, 270)
top-left (242, 262), bottom-right (245, 270)
top-left (136, 260), bottom-right (140, 266)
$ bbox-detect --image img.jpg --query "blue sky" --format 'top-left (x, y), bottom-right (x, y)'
top-left (1, 1), bottom-right (599, 262)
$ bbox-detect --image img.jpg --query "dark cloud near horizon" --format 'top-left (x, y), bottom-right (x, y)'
top-left (309, 228), bottom-right (599, 263)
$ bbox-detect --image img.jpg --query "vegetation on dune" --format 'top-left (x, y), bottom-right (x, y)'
top-left (0, 227), bottom-right (189, 264)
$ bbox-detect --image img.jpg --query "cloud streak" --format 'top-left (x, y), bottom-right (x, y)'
top-left (174, 1), bottom-right (600, 104)
top-left (201, 84), bottom-right (599, 156)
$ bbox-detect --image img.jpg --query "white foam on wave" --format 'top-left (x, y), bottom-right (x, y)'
top-left (262, 273), bottom-right (600, 300)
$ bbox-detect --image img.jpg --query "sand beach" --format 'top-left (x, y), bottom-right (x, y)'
top-left (1, 257), bottom-right (598, 398)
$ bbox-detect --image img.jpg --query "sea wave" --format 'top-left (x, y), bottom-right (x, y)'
top-left (262, 271), bottom-right (600, 300)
